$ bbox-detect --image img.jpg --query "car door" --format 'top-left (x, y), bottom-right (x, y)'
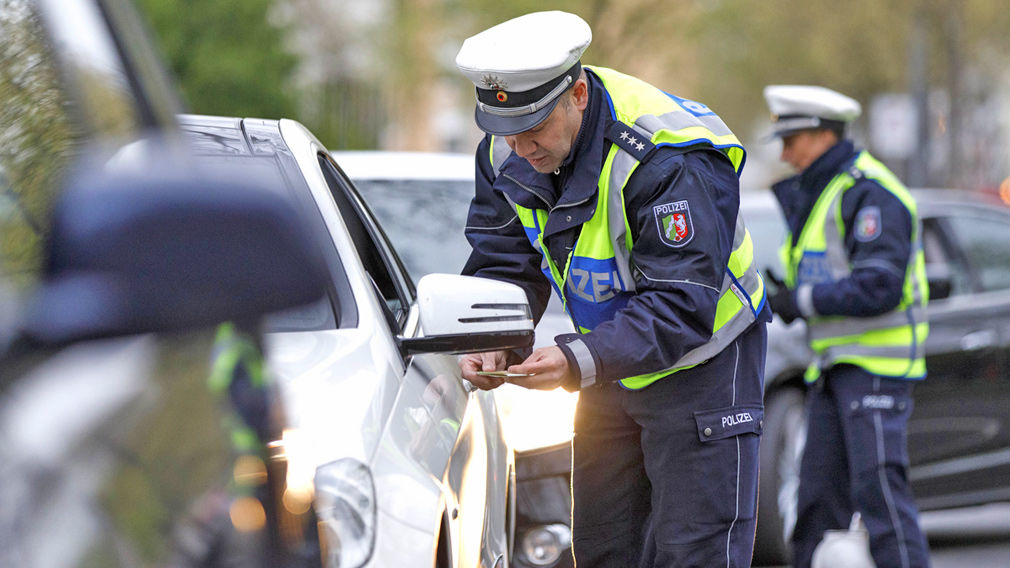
top-left (908, 198), bottom-right (1010, 508)
top-left (317, 152), bottom-right (503, 567)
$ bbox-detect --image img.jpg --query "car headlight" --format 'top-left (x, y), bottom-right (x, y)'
top-left (314, 458), bottom-right (376, 568)
top-left (519, 523), bottom-right (571, 567)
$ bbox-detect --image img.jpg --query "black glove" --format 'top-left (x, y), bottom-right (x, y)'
top-left (764, 268), bottom-right (801, 324)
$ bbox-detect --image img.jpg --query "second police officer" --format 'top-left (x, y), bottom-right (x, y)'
top-left (454, 10), bottom-right (770, 567)
top-left (762, 84), bottom-right (931, 568)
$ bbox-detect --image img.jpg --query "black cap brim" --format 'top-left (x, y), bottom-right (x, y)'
top-left (473, 95), bottom-right (563, 136)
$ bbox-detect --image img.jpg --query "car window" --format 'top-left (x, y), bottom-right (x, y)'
top-left (352, 179), bottom-right (475, 281)
top-left (944, 211), bottom-right (1010, 293)
top-left (921, 217), bottom-right (972, 297)
top-left (317, 154), bottom-right (414, 327)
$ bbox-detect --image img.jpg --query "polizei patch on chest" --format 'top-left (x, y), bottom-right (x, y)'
top-left (654, 200), bottom-right (694, 248)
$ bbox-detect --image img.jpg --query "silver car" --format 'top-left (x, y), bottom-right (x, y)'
top-left (332, 151), bottom-right (579, 568)
top-left (179, 116), bottom-right (534, 568)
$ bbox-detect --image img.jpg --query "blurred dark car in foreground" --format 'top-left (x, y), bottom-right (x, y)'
top-left (0, 0), bottom-right (329, 566)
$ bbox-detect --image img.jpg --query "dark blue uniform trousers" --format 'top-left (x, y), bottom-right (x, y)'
top-left (571, 322), bottom-right (766, 568)
top-left (792, 364), bottom-right (930, 568)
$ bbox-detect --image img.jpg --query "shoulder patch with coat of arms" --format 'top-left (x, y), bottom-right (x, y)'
top-left (854, 205), bottom-right (882, 242)
top-left (654, 200), bottom-right (694, 248)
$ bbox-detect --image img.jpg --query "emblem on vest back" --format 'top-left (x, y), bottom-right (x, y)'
top-left (654, 200), bottom-right (694, 248)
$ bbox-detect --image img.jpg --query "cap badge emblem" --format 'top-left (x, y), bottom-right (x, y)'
top-left (480, 74), bottom-right (508, 90)
top-left (496, 91), bottom-right (508, 103)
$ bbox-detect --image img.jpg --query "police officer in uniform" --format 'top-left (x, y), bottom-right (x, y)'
top-left (454, 11), bottom-right (770, 567)
top-left (762, 85), bottom-right (931, 568)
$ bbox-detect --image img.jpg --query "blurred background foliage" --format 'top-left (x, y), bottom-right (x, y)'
top-left (134, 0), bottom-right (1010, 192)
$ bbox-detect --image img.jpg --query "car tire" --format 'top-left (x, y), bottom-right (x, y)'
top-left (754, 386), bottom-right (807, 566)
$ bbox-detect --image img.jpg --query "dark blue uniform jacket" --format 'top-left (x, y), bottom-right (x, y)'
top-left (463, 70), bottom-right (770, 386)
top-left (771, 140), bottom-right (914, 317)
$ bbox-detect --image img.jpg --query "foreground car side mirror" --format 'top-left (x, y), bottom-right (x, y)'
top-left (398, 273), bottom-right (534, 356)
top-left (17, 153), bottom-right (328, 346)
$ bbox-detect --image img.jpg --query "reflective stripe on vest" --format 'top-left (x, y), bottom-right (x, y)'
top-left (781, 151), bottom-right (929, 381)
top-left (491, 66), bottom-right (764, 389)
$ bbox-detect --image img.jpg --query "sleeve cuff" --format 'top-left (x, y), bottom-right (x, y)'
top-left (556, 333), bottom-right (598, 391)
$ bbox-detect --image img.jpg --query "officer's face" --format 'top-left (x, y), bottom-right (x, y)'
top-left (505, 82), bottom-right (587, 174)
top-left (780, 129), bottom-right (838, 172)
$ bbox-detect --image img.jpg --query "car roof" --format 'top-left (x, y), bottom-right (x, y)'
top-left (332, 151), bottom-right (474, 181)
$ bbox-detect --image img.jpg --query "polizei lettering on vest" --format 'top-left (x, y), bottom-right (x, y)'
top-left (722, 412), bottom-right (754, 428)
top-left (567, 268), bottom-right (622, 302)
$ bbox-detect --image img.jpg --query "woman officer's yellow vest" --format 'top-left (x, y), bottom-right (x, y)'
top-left (781, 151), bottom-right (929, 383)
top-left (489, 66), bottom-right (765, 389)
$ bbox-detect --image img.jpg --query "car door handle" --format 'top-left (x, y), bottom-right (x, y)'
top-left (960, 329), bottom-right (997, 351)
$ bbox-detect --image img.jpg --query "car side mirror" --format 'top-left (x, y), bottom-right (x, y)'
top-left (18, 156), bottom-right (328, 346)
top-left (398, 274), bottom-right (534, 356)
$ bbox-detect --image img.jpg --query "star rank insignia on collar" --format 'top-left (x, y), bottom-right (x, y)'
top-left (605, 120), bottom-right (655, 162)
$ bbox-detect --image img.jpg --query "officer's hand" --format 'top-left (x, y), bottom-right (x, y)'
top-left (764, 267), bottom-right (801, 324)
top-left (506, 346), bottom-right (572, 391)
top-left (459, 350), bottom-right (509, 390)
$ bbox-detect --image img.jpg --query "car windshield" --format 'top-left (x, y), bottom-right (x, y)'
top-left (353, 179), bottom-right (474, 282)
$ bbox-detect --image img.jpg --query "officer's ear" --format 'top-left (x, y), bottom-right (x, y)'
top-left (570, 77), bottom-right (589, 112)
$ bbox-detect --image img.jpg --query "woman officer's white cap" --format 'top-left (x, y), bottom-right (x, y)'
top-left (455, 11), bottom-right (592, 136)
top-left (763, 85), bottom-right (862, 138)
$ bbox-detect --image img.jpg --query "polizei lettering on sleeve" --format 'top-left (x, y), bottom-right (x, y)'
top-left (722, 411), bottom-right (754, 429)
